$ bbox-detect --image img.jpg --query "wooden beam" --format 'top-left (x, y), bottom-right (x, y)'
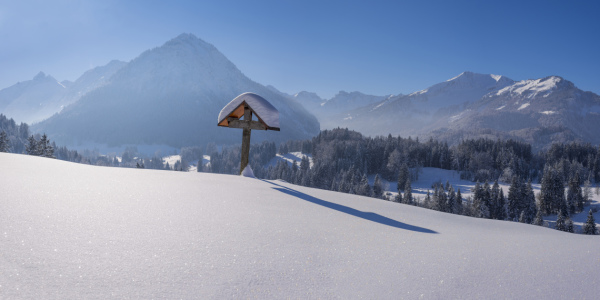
top-left (227, 119), bottom-right (267, 130)
top-left (239, 105), bottom-right (252, 175)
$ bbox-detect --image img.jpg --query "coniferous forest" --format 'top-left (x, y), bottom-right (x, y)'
top-left (2, 114), bottom-right (599, 234)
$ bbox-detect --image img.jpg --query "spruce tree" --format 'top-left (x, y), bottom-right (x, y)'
top-left (507, 177), bottom-right (520, 221)
top-left (447, 186), bottom-right (456, 213)
top-left (566, 175), bottom-right (578, 214)
top-left (397, 163), bottom-right (409, 192)
top-left (454, 188), bottom-right (463, 215)
top-left (490, 181), bottom-right (500, 219)
top-left (582, 209), bottom-right (598, 235)
top-left (373, 174), bottom-right (383, 199)
top-left (555, 211), bottom-right (566, 231)
top-left (358, 174), bottom-right (372, 197)
top-left (533, 209), bottom-right (544, 226)
top-left (524, 180), bottom-right (537, 223)
top-left (566, 219), bottom-right (574, 233)
top-left (403, 178), bottom-right (412, 205)
top-left (539, 166), bottom-right (553, 215)
top-left (0, 130), bottom-right (9, 152)
top-left (25, 135), bottom-right (38, 155)
top-left (497, 188), bottom-right (507, 220)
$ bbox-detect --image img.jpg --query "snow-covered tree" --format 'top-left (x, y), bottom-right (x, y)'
top-left (533, 209), bottom-right (544, 226)
top-left (357, 174), bottom-right (372, 197)
top-left (403, 178), bottom-right (413, 205)
top-left (555, 211), bottom-right (566, 231)
top-left (37, 134), bottom-right (54, 158)
top-left (454, 188), bottom-right (463, 215)
top-left (373, 174), bottom-right (383, 199)
top-left (566, 218), bottom-right (574, 233)
top-left (582, 209), bottom-right (598, 235)
top-left (507, 177), bottom-right (521, 221)
top-left (397, 163), bottom-right (409, 192)
top-left (25, 135), bottom-right (39, 155)
top-left (0, 130), bottom-right (9, 152)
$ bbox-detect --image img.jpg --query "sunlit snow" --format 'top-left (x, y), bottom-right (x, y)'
top-left (1, 153), bottom-right (599, 299)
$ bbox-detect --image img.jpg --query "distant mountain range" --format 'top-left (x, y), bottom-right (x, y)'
top-left (2, 33), bottom-right (599, 151)
top-left (0, 60), bottom-right (126, 124)
top-left (27, 34), bottom-right (319, 149)
top-left (290, 71), bottom-right (600, 150)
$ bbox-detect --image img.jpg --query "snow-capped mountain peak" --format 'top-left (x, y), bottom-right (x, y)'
top-left (495, 76), bottom-right (574, 98)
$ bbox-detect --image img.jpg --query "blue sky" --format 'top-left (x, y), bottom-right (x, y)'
top-left (1, 0), bottom-right (599, 99)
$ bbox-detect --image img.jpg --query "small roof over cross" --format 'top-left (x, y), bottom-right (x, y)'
top-left (218, 92), bottom-right (280, 131)
top-left (217, 92), bottom-right (280, 175)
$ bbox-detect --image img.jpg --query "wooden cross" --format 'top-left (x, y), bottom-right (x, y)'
top-left (218, 93), bottom-right (280, 174)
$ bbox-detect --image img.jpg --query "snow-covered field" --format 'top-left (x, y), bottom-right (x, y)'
top-left (2, 153), bottom-right (599, 299)
top-left (266, 151), bottom-right (313, 168)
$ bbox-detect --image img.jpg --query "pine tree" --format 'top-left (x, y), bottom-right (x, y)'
top-left (25, 135), bottom-right (39, 155)
top-left (539, 166), bottom-right (553, 215)
top-left (566, 175), bottom-right (577, 214)
top-left (403, 178), bottom-right (412, 205)
top-left (482, 182), bottom-right (492, 219)
top-left (373, 174), bottom-right (383, 199)
top-left (447, 185), bottom-right (456, 213)
top-left (555, 210), bottom-right (566, 231)
top-left (0, 130), bottom-right (9, 152)
top-left (357, 174), bottom-right (372, 197)
top-left (566, 218), bottom-right (574, 233)
top-left (575, 173), bottom-right (584, 213)
top-left (533, 209), bottom-right (544, 226)
top-left (454, 188), bottom-right (463, 215)
top-left (397, 163), bottom-right (409, 192)
top-left (37, 134), bottom-right (54, 158)
top-left (507, 177), bottom-right (520, 221)
top-left (423, 190), bottom-right (432, 209)
top-left (497, 188), bottom-right (507, 220)
top-left (434, 185), bottom-right (447, 212)
top-left (582, 209), bottom-right (598, 235)
top-left (490, 181), bottom-right (500, 219)
top-left (519, 211), bottom-right (527, 223)
top-left (524, 180), bottom-right (537, 223)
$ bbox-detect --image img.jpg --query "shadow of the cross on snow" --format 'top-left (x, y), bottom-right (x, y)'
top-left (263, 180), bottom-right (438, 234)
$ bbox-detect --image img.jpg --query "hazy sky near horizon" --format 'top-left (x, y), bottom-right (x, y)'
top-left (1, 0), bottom-right (599, 99)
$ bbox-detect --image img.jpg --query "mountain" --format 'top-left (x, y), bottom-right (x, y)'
top-left (278, 89), bottom-right (392, 129)
top-left (2, 152), bottom-right (599, 298)
top-left (440, 76), bottom-right (600, 147)
top-left (0, 72), bottom-right (67, 124)
top-left (0, 61), bottom-right (126, 124)
top-left (332, 72), bottom-right (600, 149)
top-left (33, 34), bottom-right (320, 149)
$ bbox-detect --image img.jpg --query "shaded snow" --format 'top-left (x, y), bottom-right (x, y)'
top-left (1, 153), bottom-right (600, 299)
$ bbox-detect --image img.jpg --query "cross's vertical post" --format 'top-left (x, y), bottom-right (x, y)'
top-left (217, 92), bottom-right (280, 176)
top-left (240, 104), bottom-right (251, 174)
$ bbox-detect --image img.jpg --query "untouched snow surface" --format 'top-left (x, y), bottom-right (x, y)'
top-left (1, 153), bottom-right (599, 299)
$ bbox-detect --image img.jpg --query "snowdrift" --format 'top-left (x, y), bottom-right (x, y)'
top-left (1, 153), bottom-right (599, 299)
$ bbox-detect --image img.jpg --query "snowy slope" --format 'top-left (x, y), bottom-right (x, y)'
top-left (1, 153), bottom-right (599, 299)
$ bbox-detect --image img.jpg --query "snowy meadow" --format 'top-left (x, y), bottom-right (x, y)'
top-left (2, 153), bottom-right (599, 299)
